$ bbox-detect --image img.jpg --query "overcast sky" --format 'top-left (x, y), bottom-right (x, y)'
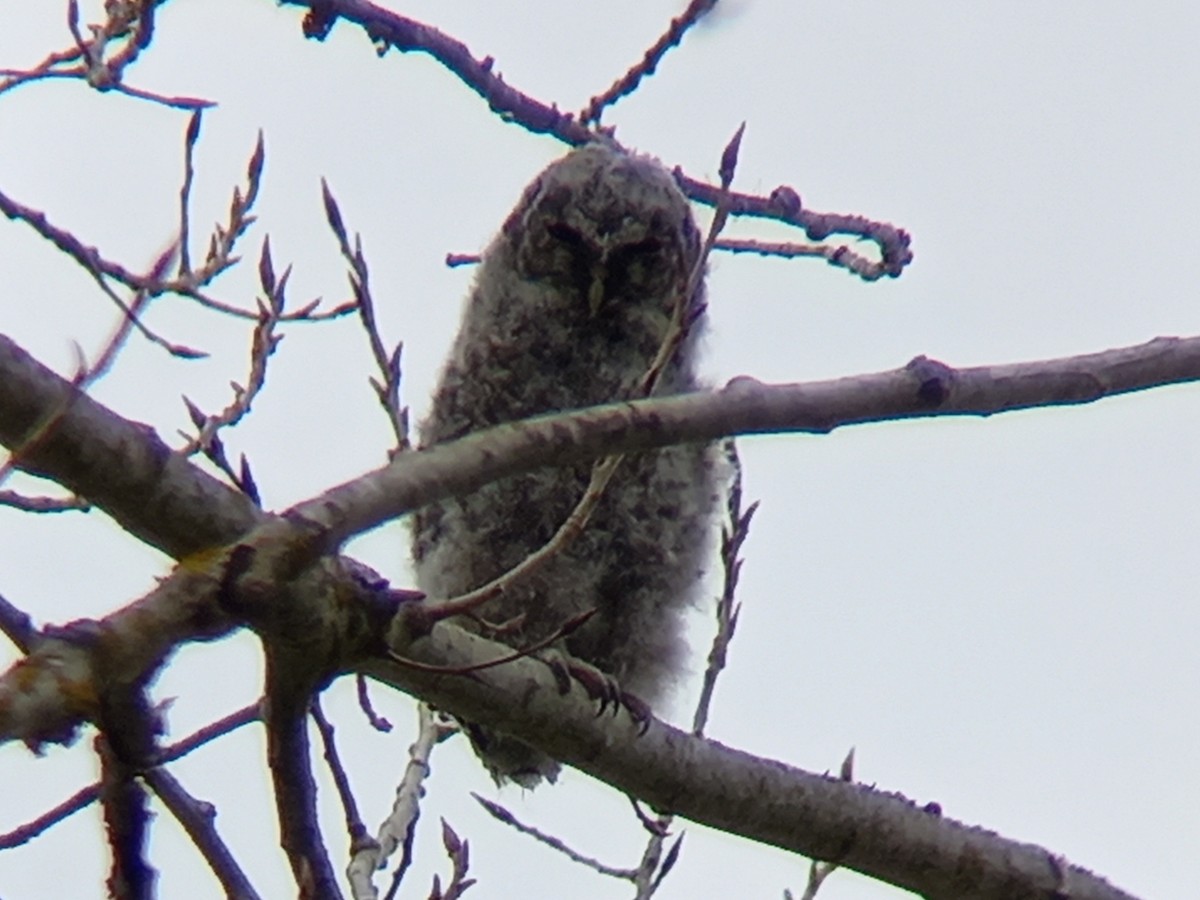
top-left (1, 2), bottom-right (1198, 898)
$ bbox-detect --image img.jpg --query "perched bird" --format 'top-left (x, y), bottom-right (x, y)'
top-left (411, 141), bottom-right (720, 786)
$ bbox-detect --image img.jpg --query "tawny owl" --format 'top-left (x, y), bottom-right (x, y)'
top-left (411, 141), bottom-right (719, 786)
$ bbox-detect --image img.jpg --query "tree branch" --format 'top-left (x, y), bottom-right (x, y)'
top-left (1, 332), bottom-right (1188, 899)
top-left (145, 767), bottom-right (262, 900)
top-left (300, 335), bottom-right (1200, 547)
top-left (0, 335), bottom-right (261, 560)
top-left (363, 624), bottom-right (1135, 900)
top-left (274, 0), bottom-right (911, 279)
top-left (4, 332), bottom-right (1200, 563)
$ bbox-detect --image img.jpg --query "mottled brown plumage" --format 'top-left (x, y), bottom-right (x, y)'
top-left (411, 142), bottom-right (719, 786)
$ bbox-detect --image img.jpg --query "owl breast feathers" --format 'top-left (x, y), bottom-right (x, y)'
top-left (411, 142), bottom-right (720, 786)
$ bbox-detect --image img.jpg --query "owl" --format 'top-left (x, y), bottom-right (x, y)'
top-left (411, 141), bottom-right (719, 786)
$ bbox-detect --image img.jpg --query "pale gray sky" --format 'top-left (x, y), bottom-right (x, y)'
top-left (1, 2), bottom-right (1197, 898)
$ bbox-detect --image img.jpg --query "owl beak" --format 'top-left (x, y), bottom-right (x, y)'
top-left (587, 264), bottom-right (607, 316)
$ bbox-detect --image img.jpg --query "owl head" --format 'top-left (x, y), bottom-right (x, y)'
top-left (503, 142), bottom-right (703, 320)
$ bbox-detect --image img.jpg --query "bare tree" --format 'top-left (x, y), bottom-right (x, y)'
top-left (0, 3), bottom-right (1191, 898)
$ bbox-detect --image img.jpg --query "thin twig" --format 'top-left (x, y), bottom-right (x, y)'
top-left (0, 703), bottom-right (261, 851)
top-left (0, 49), bottom-right (86, 99)
top-left (0, 188), bottom-right (199, 358)
top-left (388, 610), bottom-right (597, 675)
top-left (178, 237), bottom-right (287, 479)
top-left (145, 768), bottom-right (262, 900)
top-left (714, 235), bottom-right (854, 262)
top-left (88, 241), bottom-right (181, 385)
top-left (321, 180), bottom-right (410, 449)
top-left (427, 819), bottom-right (475, 900)
top-left (0, 491), bottom-right (89, 513)
top-left (420, 453), bottom-right (622, 620)
top-left (692, 439), bottom-right (755, 734)
top-left (0, 0), bottom-right (209, 109)
top-left (473, 795), bottom-right (637, 880)
top-left (310, 696), bottom-right (371, 869)
top-left (179, 109), bottom-right (202, 274)
top-left (355, 673), bottom-right (393, 732)
top-left (154, 702), bottom-right (262, 765)
top-left (579, 0), bottom-right (718, 124)
top-left (369, 704), bottom-right (457, 900)
top-left (675, 172), bottom-right (912, 279)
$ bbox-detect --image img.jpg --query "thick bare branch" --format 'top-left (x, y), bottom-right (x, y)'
top-left (0, 335), bottom-right (262, 559)
top-left (264, 647), bottom-right (344, 899)
top-left (97, 733), bottom-right (154, 900)
top-left (0, 332), bottom-right (1188, 897)
top-left (2, 580), bottom-right (1137, 900)
top-left (362, 624), bottom-right (1135, 900)
top-left (0, 466), bottom-right (1143, 900)
top-left (302, 335), bottom-right (1200, 547)
top-left (5, 333), bottom-right (1200, 565)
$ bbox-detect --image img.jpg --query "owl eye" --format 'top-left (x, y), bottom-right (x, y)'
top-left (622, 237), bottom-right (662, 256)
top-left (608, 237), bottom-right (663, 270)
top-left (546, 222), bottom-right (585, 246)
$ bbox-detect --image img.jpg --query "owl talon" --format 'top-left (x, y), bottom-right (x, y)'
top-left (563, 658), bottom-right (620, 714)
top-left (553, 656), bottom-right (651, 732)
top-left (542, 651), bottom-right (574, 695)
top-left (619, 690), bottom-right (653, 735)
